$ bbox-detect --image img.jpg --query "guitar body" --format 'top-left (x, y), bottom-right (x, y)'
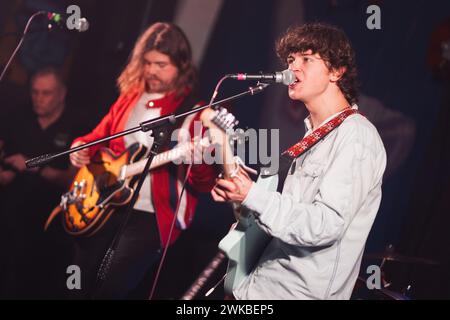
top-left (46, 135), bottom-right (209, 237)
top-left (61, 143), bottom-right (148, 236)
top-left (218, 174), bottom-right (278, 296)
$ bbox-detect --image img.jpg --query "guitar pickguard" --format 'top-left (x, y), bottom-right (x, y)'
top-left (219, 174), bottom-right (278, 295)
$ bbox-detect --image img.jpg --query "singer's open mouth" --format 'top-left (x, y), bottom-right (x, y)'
top-left (289, 78), bottom-right (301, 88)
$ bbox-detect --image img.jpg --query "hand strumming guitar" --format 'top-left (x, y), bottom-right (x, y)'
top-left (211, 166), bottom-right (254, 204)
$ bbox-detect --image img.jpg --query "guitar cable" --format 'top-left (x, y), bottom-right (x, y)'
top-left (148, 162), bottom-right (193, 300)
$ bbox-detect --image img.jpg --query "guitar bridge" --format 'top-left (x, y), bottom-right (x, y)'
top-left (60, 180), bottom-right (87, 210)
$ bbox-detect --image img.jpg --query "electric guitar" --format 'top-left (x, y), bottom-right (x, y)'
top-left (200, 107), bottom-right (241, 181)
top-left (46, 106), bottom-right (243, 237)
top-left (45, 137), bottom-right (209, 237)
top-left (182, 106), bottom-right (254, 299)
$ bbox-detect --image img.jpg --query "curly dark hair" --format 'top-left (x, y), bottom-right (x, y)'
top-left (276, 22), bottom-right (358, 105)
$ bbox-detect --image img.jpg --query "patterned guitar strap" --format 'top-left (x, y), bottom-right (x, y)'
top-left (261, 108), bottom-right (360, 193)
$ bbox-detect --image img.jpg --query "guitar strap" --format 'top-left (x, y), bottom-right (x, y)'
top-left (261, 108), bottom-right (360, 193)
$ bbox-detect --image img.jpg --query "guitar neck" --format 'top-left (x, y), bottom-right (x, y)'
top-left (120, 139), bottom-right (206, 180)
top-left (216, 132), bottom-right (238, 180)
top-left (198, 107), bottom-right (241, 180)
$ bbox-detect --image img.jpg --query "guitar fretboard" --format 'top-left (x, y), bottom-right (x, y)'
top-left (121, 138), bottom-right (208, 179)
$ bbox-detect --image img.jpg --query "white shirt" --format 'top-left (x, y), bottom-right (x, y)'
top-left (124, 92), bottom-right (163, 213)
top-left (235, 105), bottom-right (387, 300)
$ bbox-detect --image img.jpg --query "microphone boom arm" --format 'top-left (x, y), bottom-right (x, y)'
top-left (26, 82), bottom-right (270, 169)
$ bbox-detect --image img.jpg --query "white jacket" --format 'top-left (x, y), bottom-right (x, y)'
top-left (235, 106), bottom-right (387, 300)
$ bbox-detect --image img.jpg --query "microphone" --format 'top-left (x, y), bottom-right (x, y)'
top-left (229, 69), bottom-right (295, 85)
top-left (46, 12), bottom-right (89, 32)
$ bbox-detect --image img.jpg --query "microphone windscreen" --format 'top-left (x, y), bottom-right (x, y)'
top-left (281, 69), bottom-right (296, 85)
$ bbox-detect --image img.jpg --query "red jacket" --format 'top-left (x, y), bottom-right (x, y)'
top-left (74, 87), bottom-right (217, 247)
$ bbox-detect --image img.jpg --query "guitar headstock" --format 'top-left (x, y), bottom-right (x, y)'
top-left (200, 107), bottom-right (242, 177)
top-left (200, 106), bottom-right (239, 133)
top-left (200, 107), bottom-right (248, 147)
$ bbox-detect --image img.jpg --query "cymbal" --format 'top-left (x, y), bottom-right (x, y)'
top-left (375, 288), bottom-right (411, 300)
top-left (355, 277), bottom-right (410, 300)
top-left (364, 252), bottom-right (439, 265)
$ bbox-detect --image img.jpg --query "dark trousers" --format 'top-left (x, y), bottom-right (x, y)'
top-left (68, 209), bottom-right (161, 299)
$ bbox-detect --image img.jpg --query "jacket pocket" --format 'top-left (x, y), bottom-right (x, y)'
top-left (301, 160), bottom-right (325, 177)
top-left (298, 160), bottom-right (326, 202)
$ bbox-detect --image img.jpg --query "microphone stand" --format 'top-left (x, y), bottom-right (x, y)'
top-left (26, 83), bottom-right (269, 169)
top-left (25, 82), bottom-right (269, 296)
top-left (0, 10), bottom-right (83, 84)
top-left (94, 123), bottom-right (170, 294)
top-left (0, 11), bottom-right (46, 83)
